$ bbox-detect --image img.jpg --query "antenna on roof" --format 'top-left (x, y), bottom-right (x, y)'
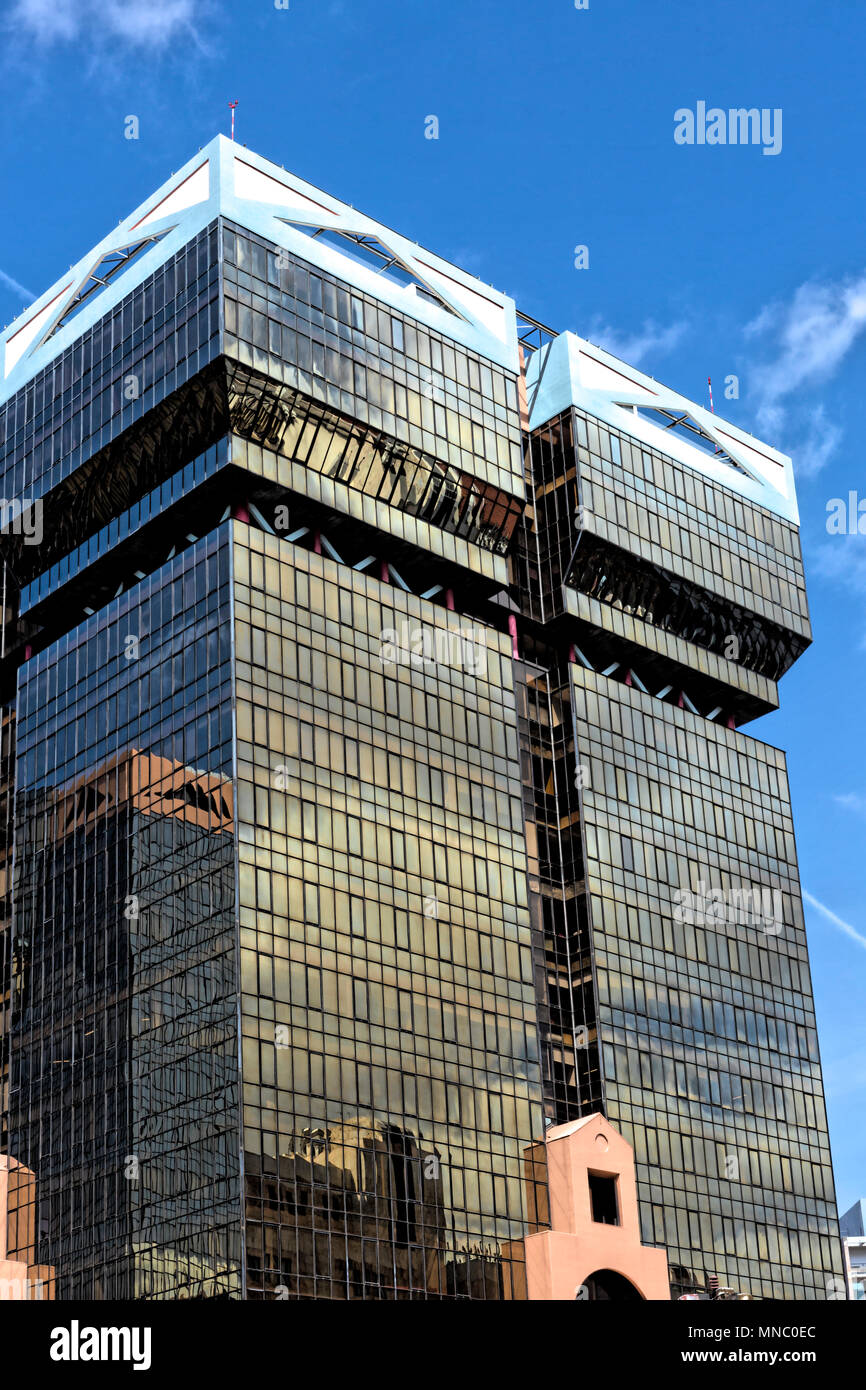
top-left (229, 101), bottom-right (239, 141)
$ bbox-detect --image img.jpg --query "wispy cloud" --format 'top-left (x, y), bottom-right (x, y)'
top-left (803, 889), bottom-right (866, 952)
top-left (585, 316), bottom-right (688, 369)
top-left (809, 532), bottom-right (866, 607)
top-left (742, 273), bottom-right (866, 474)
top-left (0, 269), bottom-right (34, 304)
top-left (809, 533), bottom-right (866, 648)
top-left (5, 0), bottom-right (201, 48)
top-left (834, 792), bottom-right (866, 816)
top-left (791, 403), bottom-right (844, 479)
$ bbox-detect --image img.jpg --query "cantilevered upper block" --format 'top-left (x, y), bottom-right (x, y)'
top-left (527, 330), bottom-right (798, 524)
top-left (0, 136), bottom-right (519, 403)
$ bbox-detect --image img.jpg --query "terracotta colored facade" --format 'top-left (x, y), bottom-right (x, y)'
top-left (523, 1114), bottom-right (670, 1300)
top-left (50, 749), bottom-right (234, 840)
top-left (0, 1156), bottom-right (54, 1299)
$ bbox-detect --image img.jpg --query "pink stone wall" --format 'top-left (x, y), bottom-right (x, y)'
top-left (523, 1113), bottom-right (671, 1300)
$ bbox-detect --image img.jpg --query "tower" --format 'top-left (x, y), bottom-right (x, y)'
top-left (0, 138), bottom-right (842, 1299)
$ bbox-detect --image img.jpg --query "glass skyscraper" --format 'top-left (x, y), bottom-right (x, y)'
top-left (0, 137), bottom-right (843, 1299)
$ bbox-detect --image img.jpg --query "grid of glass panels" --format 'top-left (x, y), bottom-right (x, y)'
top-left (20, 438), bottom-right (229, 616)
top-left (221, 221), bottom-right (523, 499)
top-left (569, 662), bottom-right (843, 1299)
top-left (532, 407), bottom-right (809, 638)
top-left (6, 531), bottom-right (240, 1298)
top-left (0, 707), bottom-right (14, 1154)
top-left (0, 225), bottom-right (220, 505)
top-left (225, 364), bottom-right (520, 558)
top-left (0, 169), bottom-right (841, 1309)
top-left (233, 525), bottom-right (544, 1298)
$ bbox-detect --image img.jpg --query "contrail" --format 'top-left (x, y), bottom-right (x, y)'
top-left (803, 889), bottom-right (866, 952)
top-left (0, 268), bottom-right (34, 303)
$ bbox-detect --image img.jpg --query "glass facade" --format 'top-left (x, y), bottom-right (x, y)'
top-left (7, 535), bottom-right (239, 1298)
top-left (221, 221), bottom-right (524, 499)
top-left (570, 666), bottom-right (839, 1299)
top-left (224, 361), bottom-right (521, 559)
top-left (522, 407), bottom-right (810, 681)
top-left (513, 384), bottom-right (843, 1298)
top-left (234, 529), bottom-right (543, 1298)
top-left (0, 224), bottom-right (220, 504)
top-left (0, 142), bottom-right (843, 1300)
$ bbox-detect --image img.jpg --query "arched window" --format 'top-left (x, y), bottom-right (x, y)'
top-left (581, 1269), bottom-right (644, 1301)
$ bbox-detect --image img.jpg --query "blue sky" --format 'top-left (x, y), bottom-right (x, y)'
top-left (1, 0), bottom-right (863, 1213)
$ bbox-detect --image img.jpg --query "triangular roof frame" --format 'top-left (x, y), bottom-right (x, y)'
top-left (526, 330), bottom-right (799, 524)
top-left (0, 135), bottom-right (518, 404)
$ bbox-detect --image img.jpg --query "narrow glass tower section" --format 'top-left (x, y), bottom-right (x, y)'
top-left (520, 331), bottom-right (841, 1298)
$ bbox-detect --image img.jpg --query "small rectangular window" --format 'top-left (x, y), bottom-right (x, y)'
top-left (589, 1172), bottom-right (620, 1225)
top-left (350, 895), bottom-right (366, 936)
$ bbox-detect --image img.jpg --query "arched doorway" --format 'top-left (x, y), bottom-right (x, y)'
top-left (581, 1269), bottom-right (644, 1301)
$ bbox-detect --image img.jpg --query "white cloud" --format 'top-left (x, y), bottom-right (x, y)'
top-left (0, 268), bottom-right (34, 303)
top-left (833, 792), bottom-right (866, 816)
top-left (742, 302), bottom-right (777, 339)
top-left (810, 535), bottom-right (866, 643)
top-left (792, 403), bottom-right (843, 479)
top-left (584, 317), bottom-right (688, 369)
top-left (5, 0), bottom-right (199, 48)
top-left (809, 533), bottom-right (866, 596)
top-left (802, 889), bottom-right (866, 953)
top-left (742, 273), bottom-right (866, 472)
